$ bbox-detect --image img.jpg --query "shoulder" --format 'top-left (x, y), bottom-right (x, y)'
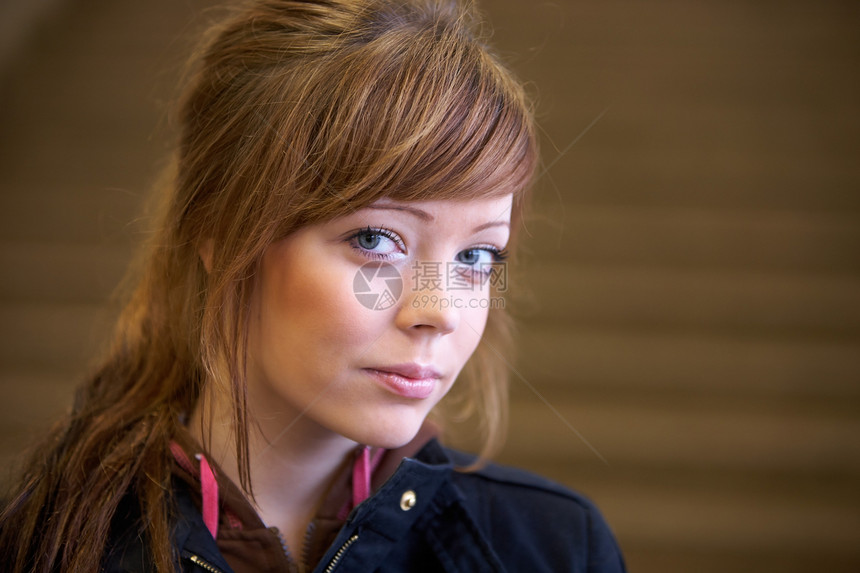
top-left (102, 482), bottom-right (230, 573)
top-left (445, 446), bottom-right (591, 499)
top-left (439, 446), bottom-right (627, 573)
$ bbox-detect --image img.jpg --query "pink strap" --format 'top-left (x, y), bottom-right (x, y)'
top-left (352, 446), bottom-right (372, 508)
top-left (168, 441), bottom-right (220, 539)
top-left (197, 453), bottom-right (219, 539)
top-left (169, 441), bottom-right (195, 475)
top-left (342, 446), bottom-right (386, 520)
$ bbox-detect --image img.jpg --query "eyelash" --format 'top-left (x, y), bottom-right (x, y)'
top-left (481, 246), bottom-right (509, 263)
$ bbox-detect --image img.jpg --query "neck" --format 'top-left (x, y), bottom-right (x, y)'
top-left (188, 387), bottom-right (357, 545)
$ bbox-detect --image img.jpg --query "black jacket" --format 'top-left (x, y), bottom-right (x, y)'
top-left (105, 439), bottom-right (626, 572)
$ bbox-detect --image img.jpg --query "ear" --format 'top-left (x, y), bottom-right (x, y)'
top-left (199, 239), bottom-right (214, 274)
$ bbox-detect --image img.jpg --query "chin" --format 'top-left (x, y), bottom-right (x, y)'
top-left (339, 411), bottom-right (427, 449)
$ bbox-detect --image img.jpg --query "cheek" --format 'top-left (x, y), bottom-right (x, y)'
top-left (270, 259), bottom-right (377, 350)
top-left (456, 304), bottom-right (490, 359)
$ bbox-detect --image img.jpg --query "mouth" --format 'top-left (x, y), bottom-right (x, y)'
top-left (363, 363), bottom-right (442, 399)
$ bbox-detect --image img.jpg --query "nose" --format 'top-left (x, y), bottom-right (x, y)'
top-left (395, 265), bottom-right (459, 335)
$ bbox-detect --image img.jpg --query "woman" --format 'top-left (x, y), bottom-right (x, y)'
top-left (0, 0), bottom-right (626, 571)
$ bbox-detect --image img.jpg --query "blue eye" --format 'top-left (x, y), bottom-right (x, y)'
top-left (356, 232), bottom-right (382, 250)
top-left (455, 247), bottom-right (506, 267)
top-left (451, 246), bottom-right (508, 285)
top-left (457, 249), bottom-right (489, 266)
top-left (348, 227), bottom-right (404, 260)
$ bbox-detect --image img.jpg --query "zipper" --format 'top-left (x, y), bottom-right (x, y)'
top-left (301, 520), bottom-right (316, 571)
top-left (186, 553), bottom-right (225, 573)
top-left (323, 534), bottom-right (359, 573)
top-left (268, 524), bottom-right (312, 572)
top-left (269, 526), bottom-right (292, 560)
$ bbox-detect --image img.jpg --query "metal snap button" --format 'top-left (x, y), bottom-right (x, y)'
top-left (399, 490), bottom-right (417, 511)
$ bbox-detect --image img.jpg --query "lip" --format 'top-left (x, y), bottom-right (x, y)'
top-left (364, 363), bottom-right (442, 399)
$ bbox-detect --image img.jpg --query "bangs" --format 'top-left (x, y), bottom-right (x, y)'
top-left (286, 11), bottom-right (537, 220)
top-left (179, 0), bottom-right (538, 242)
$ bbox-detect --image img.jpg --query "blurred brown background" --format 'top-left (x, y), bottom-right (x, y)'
top-left (1, 0), bottom-right (858, 571)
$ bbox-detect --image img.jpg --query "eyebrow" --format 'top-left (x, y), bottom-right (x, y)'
top-left (366, 204), bottom-right (434, 221)
top-left (472, 220), bottom-right (510, 232)
top-left (365, 204), bottom-right (510, 233)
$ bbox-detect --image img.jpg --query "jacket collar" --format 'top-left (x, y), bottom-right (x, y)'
top-left (173, 439), bottom-right (502, 573)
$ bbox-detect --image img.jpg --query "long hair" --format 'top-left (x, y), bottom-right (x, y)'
top-left (0, 0), bottom-right (537, 570)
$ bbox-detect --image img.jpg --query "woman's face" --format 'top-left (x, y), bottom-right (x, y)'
top-left (246, 195), bottom-right (513, 449)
